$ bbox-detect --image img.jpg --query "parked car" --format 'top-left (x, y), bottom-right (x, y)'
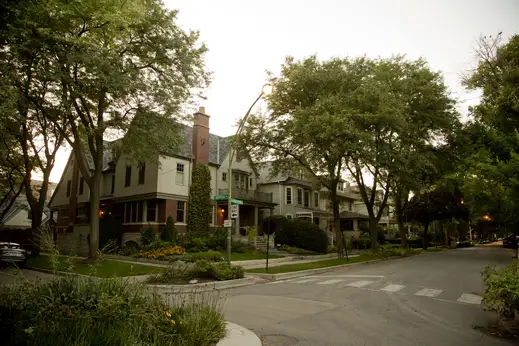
top-left (502, 235), bottom-right (519, 249)
top-left (0, 242), bottom-right (27, 268)
top-left (456, 240), bottom-right (474, 248)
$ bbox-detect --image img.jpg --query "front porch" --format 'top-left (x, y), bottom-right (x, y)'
top-left (215, 203), bottom-right (275, 237)
top-left (339, 210), bottom-right (370, 238)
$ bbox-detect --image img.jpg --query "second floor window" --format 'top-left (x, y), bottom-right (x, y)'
top-left (79, 177), bottom-right (84, 195)
top-left (349, 202), bottom-right (353, 211)
top-left (222, 172), bottom-right (227, 181)
top-left (249, 177), bottom-right (253, 188)
top-left (138, 163), bottom-right (145, 185)
top-left (176, 201), bottom-right (186, 223)
top-left (286, 187), bottom-right (292, 205)
top-left (314, 191), bottom-right (319, 208)
top-left (66, 180), bottom-right (71, 197)
top-left (304, 190), bottom-right (310, 207)
top-left (176, 163), bottom-right (184, 185)
top-left (111, 175), bottom-right (115, 194)
top-left (338, 182), bottom-right (344, 191)
top-left (125, 166), bottom-right (132, 187)
top-left (297, 188), bottom-right (303, 205)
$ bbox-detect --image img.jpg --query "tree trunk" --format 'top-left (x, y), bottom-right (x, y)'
top-left (441, 221), bottom-right (448, 247)
top-left (369, 217), bottom-right (378, 250)
top-left (88, 172), bottom-right (101, 259)
top-left (330, 190), bottom-right (344, 259)
top-left (398, 220), bottom-right (408, 248)
top-left (423, 222), bottom-right (429, 250)
top-left (393, 188), bottom-right (408, 248)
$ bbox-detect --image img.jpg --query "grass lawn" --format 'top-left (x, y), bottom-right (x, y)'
top-left (246, 254), bottom-right (377, 274)
top-left (231, 252), bottom-right (283, 261)
top-left (27, 255), bottom-right (163, 278)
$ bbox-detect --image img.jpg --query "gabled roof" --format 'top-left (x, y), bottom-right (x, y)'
top-left (177, 126), bottom-right (229, 165)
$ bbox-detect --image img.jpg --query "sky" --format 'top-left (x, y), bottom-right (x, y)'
top-left (47, 0), bottom-right (519, 182)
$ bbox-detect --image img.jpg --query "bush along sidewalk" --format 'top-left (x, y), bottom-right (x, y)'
top-left (0, 276), bottom-right (226, 346)
top-left (146, 260), bottom-right (245, 284)
top-left (480, 260), bottom-right (519, 339)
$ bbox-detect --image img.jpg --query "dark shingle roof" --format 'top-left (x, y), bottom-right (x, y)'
top-left (339, 210), bottom-right (370, 220)
top-left (178, 126), bottom-right (229, 165)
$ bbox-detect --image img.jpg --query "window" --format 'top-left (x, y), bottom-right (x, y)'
top-left (125, 166), bottom-right (132, 187)
top-left (176, 163), bottom-right (185, 185)
top-left (28, 209), bottom-right (32, 220)
top-left (286, 187), bottom-right (292, 205)
top-left (348, 202), bottom-right (353, 211)
top-left (222, 172), bottom-right (227, 181)
top-left (66, 180), bottom-right (71, 197)
top-left (176, 201), bottom-right (186, 223)
top-left (79, 177), bottom-right (84, 195)
top-left (249, 177), bottom-right (253, 188)
top-left (111, 175), bottom-right (115, 194)
top-left (297, 188), bottom-right (303, 205)
top-left (286, 214), bottom-right (293, 219)
top-left (338, 182), bottom-right (344, 191)
top-left (314, 191), bottom-right (319, 208)
top-left (304, 190), bottom-right (310, 207)
top-left (233, 173), bottom-right (247, 189)
top-left (146, 199), bottom-right (157, 222)
top-left (138, 163), bottom-right (145, 185)
top-left (124, 201), bottom-right (143, 223)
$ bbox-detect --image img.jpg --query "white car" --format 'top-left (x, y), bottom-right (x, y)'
top-left (0, 242), bottom-right (27, 268)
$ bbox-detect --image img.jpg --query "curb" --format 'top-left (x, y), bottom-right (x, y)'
top-left (217, 322), bottom-right (262, 346)
top-left (244, 256), bottom-right (409, 281)
top-left (25, 266), bottom-right (91, 278)
top-left (147, 277), bottom-right (256, 293)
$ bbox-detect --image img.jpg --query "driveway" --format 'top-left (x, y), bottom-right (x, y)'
top-left (222, 247), bottom-right (515, 346)
top-left (0, 267), bottom-right (56, 285)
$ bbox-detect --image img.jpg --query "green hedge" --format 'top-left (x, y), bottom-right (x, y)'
top-left (270, 216), bottom-right (328, 254)
top-left (188, 164), bottom-right (212, 234)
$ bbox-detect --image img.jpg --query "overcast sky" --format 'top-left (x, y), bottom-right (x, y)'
top-left (48, 0), bottom-right (519, 182)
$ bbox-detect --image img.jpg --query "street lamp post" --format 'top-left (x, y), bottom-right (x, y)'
top-left (226, 84), bottom-right (273, 263)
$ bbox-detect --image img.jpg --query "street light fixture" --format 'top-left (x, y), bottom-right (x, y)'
top-left (226, 83), bottom-right (273, 263)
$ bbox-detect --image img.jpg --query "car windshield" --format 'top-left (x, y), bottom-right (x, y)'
top-left (0, 243), bottom-right (21, 249)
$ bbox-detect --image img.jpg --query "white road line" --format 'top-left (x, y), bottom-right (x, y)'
top-left (381, 284), bottom-right (405, 292)
top-left (346, 280), bottom-right (375, 288)
top-left (317, 279), bottom-right (345, 285)
top-left (457, 293), bottom-right (483, 305)
top-left (415, 288), bottom-right (443, 297)
top-left (292, 279), bottom-right (320, 284)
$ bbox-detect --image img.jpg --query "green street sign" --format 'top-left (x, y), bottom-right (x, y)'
top-left (213, 195), bottom-right (228, 201)
top-left (232, 199), bottom-right (244, 205)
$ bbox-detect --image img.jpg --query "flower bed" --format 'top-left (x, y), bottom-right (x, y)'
top-left (135, 245), bottom-right (187, 259)
top-left (146, 260), bottom-right (244, 284)
top-left (0, 276), bottom-right (226, 346)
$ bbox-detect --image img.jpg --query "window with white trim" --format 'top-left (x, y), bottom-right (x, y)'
top-left (285, 187), bottom-right (292, 205)
top-left (297, 188), bottom-right (303, 205)
top-left (222, 172), bottom-right (227, 182)
top-left (176, 163), bottom-right (185, 185)
top-left (314, 191), bottom-right (319, 208)
top-left (176, 201), bottom-right (186, 223)
top-left (338, 182), bottom-right (344, 191)
top-left (124, 201), bottom-right (143, 223)
top-left (304, 190), bottom-right (310, 207)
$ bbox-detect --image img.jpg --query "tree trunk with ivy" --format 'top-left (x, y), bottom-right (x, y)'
top-left (188, 163), bottom-right (212, 235)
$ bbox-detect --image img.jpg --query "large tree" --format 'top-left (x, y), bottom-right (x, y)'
top-left (3, 0), bottom-right (209, 258)
top-left (241, 56), bottom-right (372, 257)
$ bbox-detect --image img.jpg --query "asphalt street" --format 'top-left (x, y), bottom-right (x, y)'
top-left (222, 247), bottom-right (516, 346)
top-left (0, 266), bottom-right (55, 285)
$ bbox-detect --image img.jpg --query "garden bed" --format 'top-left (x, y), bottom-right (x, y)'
top-left (27, 255), bottom-right (162, 277)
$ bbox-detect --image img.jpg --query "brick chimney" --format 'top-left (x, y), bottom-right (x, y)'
top-left (192, 106), bottom-right (210, 164)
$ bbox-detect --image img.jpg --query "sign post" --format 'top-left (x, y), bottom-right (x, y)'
top-left (231, 204), bottom-right (239, 219)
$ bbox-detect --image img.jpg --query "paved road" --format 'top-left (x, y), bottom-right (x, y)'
top-left (0, 267), bottom-right (55, 285)
top-left (222, 247), bottom-right (516, 346)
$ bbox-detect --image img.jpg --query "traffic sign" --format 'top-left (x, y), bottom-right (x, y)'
top-left (231, 204), bottom-right (239, 219)
top-left (213, 195), bottom-right (228, 201)
top-left (231, 198), bottom-right (243, 205)
top-left (224, 219), bottom-right (232, 227)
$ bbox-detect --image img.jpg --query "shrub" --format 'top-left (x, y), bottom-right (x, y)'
top-left (206, 228), bottom-right (227, 251)
top-left (290, 218), bottom-right (328, 254)
top-left (142, 240), bottom-right (173, 251)
top-left (482, 260), bottom-right (519, 319)
top-left (211, 262), bottom-right (245, 281)
top-left (281, 245), bottom-right (318, 255)
top-left (0, 275), bottom-right (226, 346)
top-left (162, 216), bottom-right (177, 243)
top-left (264, 215), bottom-right (290, 238)
top-left (185, 237), bottom-right (209, 253)
top-left (188, 163), bottom-right (212, 234)
top-left (183, 250), bottom-right (225, 263)
top-left (140, 225), bottom-right (155, 246)
top-left (231, 239), bottom-right (252, 253)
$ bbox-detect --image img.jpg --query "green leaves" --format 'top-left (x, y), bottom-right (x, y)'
top-left (188, 163), bottom-right (212, 234)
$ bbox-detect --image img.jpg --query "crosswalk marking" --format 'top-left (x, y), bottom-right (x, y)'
top-left (415, 288), bottom-right (442, 297)
top-left (457, 293), bottom-right (482, 305)
top-left (293, 279), bottom-right (320, 284)
top-left (346, 280), bottom-right (375, 288)
top-left (317, 279), bottom-right (345, 285)
top-left (381, 284), bottom-right (405, 292)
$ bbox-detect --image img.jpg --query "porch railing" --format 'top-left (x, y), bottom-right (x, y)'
top-left (218, 188), bottom-right (273, 203)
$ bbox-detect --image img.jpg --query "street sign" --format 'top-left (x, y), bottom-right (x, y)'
top-left (213, 195), bottom-right (228, 201)
top-left (231, 198), bottom-right (243, 205)
top-left (223, 219), bottom-right (232, 227)
top-left (231, 204), bottom-right (239, 219)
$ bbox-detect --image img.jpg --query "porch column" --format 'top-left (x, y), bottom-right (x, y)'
top-left (254, 206), bottom-right (259, 231)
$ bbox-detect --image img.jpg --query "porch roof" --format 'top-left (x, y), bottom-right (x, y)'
top-left (339, 211), bottom-right (369, 220)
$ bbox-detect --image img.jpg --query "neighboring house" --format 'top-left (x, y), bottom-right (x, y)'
top-left (0, 198), bottom-right (53, 230)
top-left (49, 107), bottom-right (277, 253)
